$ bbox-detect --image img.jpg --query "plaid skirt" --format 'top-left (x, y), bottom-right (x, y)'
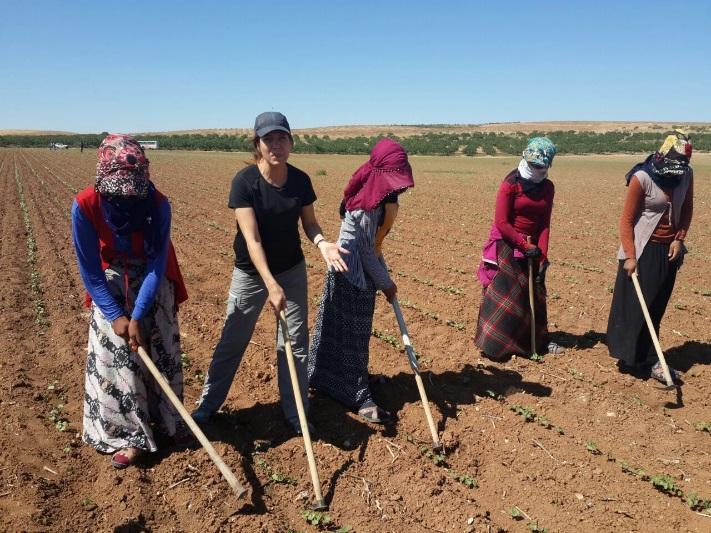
top-left (83, 262), bottom-right (184, 453)
top-left (307, 271), bottom-right (376, 408)
top-left (474, 240), bottom-right (547, 360)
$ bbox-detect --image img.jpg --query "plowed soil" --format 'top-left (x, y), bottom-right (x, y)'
top-left (1, 148), bottom-right (709, 533)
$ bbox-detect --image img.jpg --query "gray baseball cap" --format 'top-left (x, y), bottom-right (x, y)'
top-left (254, 111), bottom-right (291, 137)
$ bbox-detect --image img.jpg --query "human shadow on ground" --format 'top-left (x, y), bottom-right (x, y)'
top-left (146, 397), bottom-right (384, 512)
top-left (370, 363), bottom-right (552, 435)
top-left (113, 514), bottom-right (151, 533)
top-left (141, 363), bottom-right (552, 510)
top-left (663, 341), bottom-right (711, 372)
top-left (548, 330), bottom-right (606, 351)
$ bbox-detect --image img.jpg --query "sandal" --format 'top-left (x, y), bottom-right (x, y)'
top-left (357, 401), bottom-right (392, 425)
top-left (650, 362), bottom-right (681, 384)
top-left (111, 448), bottom-right (143, 470)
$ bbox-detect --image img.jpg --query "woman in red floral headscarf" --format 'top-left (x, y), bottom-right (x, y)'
top-left (308, 139), bottom-right (414, 424)
top-left (72, 134), bottom-right (188, 469)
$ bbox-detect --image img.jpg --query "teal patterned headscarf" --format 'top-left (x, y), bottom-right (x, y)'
top-left (522, 137), bottom-right (557, 168)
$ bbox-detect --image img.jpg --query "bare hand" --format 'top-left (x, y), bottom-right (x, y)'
top-left (128, 319), bottom-right (147, 352)
top-left (623, 258), bottom-right (637, 277)
top-left (112, 316), bottom-right (130, 340)
top-left (318, 241), bottom-right (349, 272)
top-left (382, 282), bottom-right (397, 302)
top-left (267, 283), bottom-right (287, 315)
top-left (668, 240), bottom-right (683, 262)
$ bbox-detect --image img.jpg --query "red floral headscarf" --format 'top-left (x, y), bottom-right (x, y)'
top-left (95, 134), bottom-right (151, 198)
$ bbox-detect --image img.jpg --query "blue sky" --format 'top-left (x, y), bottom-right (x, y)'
top-left (1, 1), bottom-right (709, 132)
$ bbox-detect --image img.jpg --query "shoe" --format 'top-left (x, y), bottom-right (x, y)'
top-left (546, 342), bottom-right (565, 355)
top-left (173, 427), bottom-right (195, 448)
top-left (191, 408), bottom-right (213, 426)
top-left (650, 362), bottom-right (681, 384)
top-left (357, 400), bottom-right (392, 425)
top-left (111, 448), bottom-right (143, 469)
top-left (288, 419), bottom-right (316, 437)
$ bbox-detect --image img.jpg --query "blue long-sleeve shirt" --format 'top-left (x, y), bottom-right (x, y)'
top-left (71, 198), bottom-right (171, 321)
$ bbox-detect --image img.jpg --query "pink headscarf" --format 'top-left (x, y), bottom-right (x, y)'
top-left (343, 138), bottom-right (414, 212)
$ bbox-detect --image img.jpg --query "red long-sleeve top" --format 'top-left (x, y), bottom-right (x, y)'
top-left (494, 173), bottom-right (555, 260)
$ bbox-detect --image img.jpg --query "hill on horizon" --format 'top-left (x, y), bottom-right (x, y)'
top-left (3, 121), bottom-right (710, 138)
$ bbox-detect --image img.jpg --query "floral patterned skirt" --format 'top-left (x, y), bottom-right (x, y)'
top-left (82, 262), bottom-right (183, 453)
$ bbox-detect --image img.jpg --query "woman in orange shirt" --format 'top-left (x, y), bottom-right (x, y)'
top-left (606, 131), bottom-right (693, 383)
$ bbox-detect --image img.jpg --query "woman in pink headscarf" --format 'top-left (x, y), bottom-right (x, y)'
top-left (307, 139), bottom-right (414, 424)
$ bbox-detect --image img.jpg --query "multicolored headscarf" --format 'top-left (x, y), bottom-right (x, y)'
top-left (343, 138), bottom-right (415, 212)
top-left (95, 134), bottom-right (151, 198)
top-left (659, 130), bottom-right (692, 160)
top-left (626, 130), bottom-right (692, 189)
top-left (522, 137), bottom-right (557, 168)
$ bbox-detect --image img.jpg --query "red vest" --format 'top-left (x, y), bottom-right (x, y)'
top-left (75, 186), bottom-right (188, 308)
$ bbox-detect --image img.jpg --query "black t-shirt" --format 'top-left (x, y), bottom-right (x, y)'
top-left (229, 163), bottom-right (316, 275)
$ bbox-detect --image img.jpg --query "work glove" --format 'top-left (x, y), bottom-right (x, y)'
top-left (524, 246), bottom-right (542, 259)
top-left (536, 261), bottom-right (549, 285)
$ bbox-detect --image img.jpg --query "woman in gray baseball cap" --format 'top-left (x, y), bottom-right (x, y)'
top-left (192, 111), bottom-right (348, 434)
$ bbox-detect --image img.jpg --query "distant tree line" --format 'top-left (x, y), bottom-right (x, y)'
top-left (1, 130), bottom-right (709, 155)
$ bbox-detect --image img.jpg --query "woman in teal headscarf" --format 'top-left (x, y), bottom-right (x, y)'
top-left (474, 137), bottom-right (564, 360)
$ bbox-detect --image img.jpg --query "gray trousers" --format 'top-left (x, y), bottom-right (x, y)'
top-left (195, 261), bottom-right (309, 424)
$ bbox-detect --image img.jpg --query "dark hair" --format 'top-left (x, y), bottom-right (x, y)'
top-left (380, 191), bottom-right (400, 205)
top-left (251, 136), bottom-right (261, 163)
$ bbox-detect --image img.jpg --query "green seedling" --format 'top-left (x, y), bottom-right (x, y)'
top-left (509, 507), bottom-right (524, 520)
top-left (569, 368), bottom-right (584, 380)
top-left (255, 458), bottom-right (297, 485)
top-left (48, 404), bottom-right (69, 432)
top-left (180, 353), bottom-right (192, 369)
top-left (530, 353), bottom-right (545, 363)
top-left (450, 471), bottom-right (478, 489)
top-left (694, 421), bottom-right (711, 433)
top-left (420, 445), bottom-right (448, 467)
top-left (650, 474), bottom-right (683, 497)
top-left (485, 390), bottom-right (504, 401)
top-left (301, 509), bottom-right (332, 528)
top-left (618, 460), bottom-right (646, 478)
top-left (372, 328), bottom-right (401, 350)
top-left (585, 441), bottom-right (601, 455)
top-left (511, 404), bottom-right (536, 422)
top-left (445, 319), bottom-right (466, 331)
top-left (536, 415), bottom-right (551, 429)
top-left (686, 492), bottom-right (711, 512)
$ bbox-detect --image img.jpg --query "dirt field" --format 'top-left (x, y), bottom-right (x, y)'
top-left (0, 148), bottom-right (709, 532)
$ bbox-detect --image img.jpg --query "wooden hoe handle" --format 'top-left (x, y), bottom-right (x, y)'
top-left (136, 346), bottom-right (246, 499)
top-left (391, 297), bottom-right (441, 450)
top-left (630, 273), bottom-right (674, 387)
top-left (278, 310), bottom-right (327, 510)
